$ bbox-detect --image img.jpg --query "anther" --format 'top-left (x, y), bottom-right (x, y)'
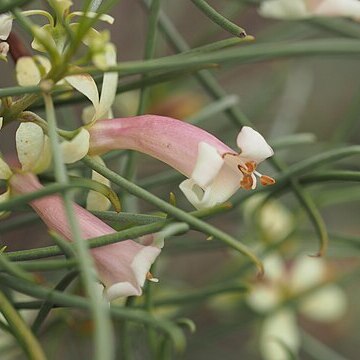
top-left (146, 272), bottom-right (159, 283)
top-left (240, 175), bottom-right (253, 190)
top-left (260, 175), bottom-right (276, 186)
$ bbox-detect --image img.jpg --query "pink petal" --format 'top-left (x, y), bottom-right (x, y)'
top-left (9, 172), bottom-right (161, 299)
top-left (89, 115), bottom-right (233, 177)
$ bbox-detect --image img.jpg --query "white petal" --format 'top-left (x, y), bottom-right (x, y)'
top-left (0, 188), bottom-right (11, 218)
top-left (65, 74), bottom-right (100, 112)
top-left (181, 162), bottom-right (241, 209)
top-left (263, 254), bottom-right (286, 283)
top-left (0, 157), bottom-right (11, 180)
top-left (244, 195), bottom-right (294, 242)
top-left (191, 142), bottom-right (224, 188)
top-left (16, 122), bottom-right (45, 171)
top-left (236, 126), bottom-right (274, 164)
top-left (260, 201), bottom-right (294, 242)
top-left (290, 256), bottom-right (326, 293)
top-left (31, 24), bottom-right (57, 53)
top-left (33, 135), bottom-right (52, 174)
top-left (97, 43), bottom-right (118, 120)
top-left (82, 105), bottom-right (96, 124)
top-left (61, 128), bottom-right (90, 164)
top-left (0, 14), bottom-right (13, 41)
top-left (86, 156), bottom-right (111, 211)
top-left (179, 179), bottom-right (207, 209)
top-left (299, 285), bottom-right (347, 322)
top-left (131, 246), bottom-right (162, 287)
top-left (260, 310), bottom-right (300, 360)
top-left (105, 282), bottom-right (141, 301)
top-left (312, 0), bottom-right (360, 19)
top-left (16, 56), bottom-right (51, 87)
top-left (247, 284), bottom-right (281, 313)
top-left (258, 0), bottom-right (309, 19)
top-left (70, 12), bottom-right (115, 24)
top-left (200, 164), bottom-right (241, 206)
top-left (0, 117), bottom-right (3, 129)
top-left (16, 57), bottom-right (41, 86)
top-left (57, 0), bottom-right (73, 14)
top-left (35, 55), bottom-right (51, 74)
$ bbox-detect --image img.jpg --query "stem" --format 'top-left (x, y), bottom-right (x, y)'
top-left (43, 93), bottom-right (114, 360)
top-left (83, 156), bottom-right (264, 275)
top-left (6, 203), bottom-right (232, 262)
top-left (31, 271), bottom-right (79, 333)
top-left (0, 292), bottom-right (46, 360)
top-left (74, 39), bottom-right (360, 78)
top-left (0, 274), bottom-right (186, 352)
top-left (191, 0), bottom-right (246, 37)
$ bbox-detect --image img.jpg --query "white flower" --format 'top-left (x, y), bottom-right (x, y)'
top-left (16, 56), bottom-right (51, 86)
top-left (0, 13), bottom-right (13, 60)
top-left (260, 309), bottom-right (300, 360)
top-left (179, 126), bottom-right (275, 209)
top-left (243, 194), bottom-right (294, 243)
top-left (66, 43), bottom-right (118, 124)
top-left (259, 0), bottom-right (360, 20)
top-left (247, 254), bottom-right (347, 360)
top-left (14, 42), bottom-right (117, 174)
top-left (88, 117), bottom-right (275, 210)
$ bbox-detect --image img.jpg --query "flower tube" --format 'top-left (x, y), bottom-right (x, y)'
top-left (9, 172), bottom-right (162, 300)
top-left (88, 115), bottom-right (275, 209)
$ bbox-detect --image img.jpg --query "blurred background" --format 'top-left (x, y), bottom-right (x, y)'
top-left (0, 1), bottom-right (359, 359)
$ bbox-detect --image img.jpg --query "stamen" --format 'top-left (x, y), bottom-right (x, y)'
top-left (238, 161), bottom-right (274, 189)
top-left (146, 272), bottom-right (159, 283)
top-left (240, 175), bottom-right (253, 190)
top-left (260, 175), bottom-right (276, 186)
top-left (238, 164), bottom-right (248, 174)
top-left (245, 161), bottom-right (256, 172)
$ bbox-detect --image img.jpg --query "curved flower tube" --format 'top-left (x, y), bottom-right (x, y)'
top-left (259, 0), bottom-right (360, 20)
top-left (9, 172), bottom-right (162, 301)
top-left (88, 115), bottom-right (275, 209)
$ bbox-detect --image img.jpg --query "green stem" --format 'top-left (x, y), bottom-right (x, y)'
top-left (83, 156), bottom-right (264, 275)
top-left (301, 330), bottom-right (350, 360)
top-left (7, 203), bottom-right (230, 261)
top-left (0, 291), bottom-right (46, 360)
top-left (0, 254), bottom-right (34, 282)
top-left (301, 171), bottom-right (360, 183)
top-left (75, 39), bottom-right (360, 78)
top-left (0, 274), bottom-right (186, 351)
top-left (31, 271), bottom-right (78, 333)
top-left (6, 222), bottom-right (166, 261)
top-left (309, 18), bottom-right (360, 39)
top-left (140, 2), bottom-right (335, 258)
top-left (4, 259), bottom-right (77, 271)
top-left (0, 181), bottom-right (118, 212)
top-left (191, 0), bottom-right (246, 37)
top-left (153, 281), bottom-right (249, 307)
top-left (43, 93), bottom-right (114, 360)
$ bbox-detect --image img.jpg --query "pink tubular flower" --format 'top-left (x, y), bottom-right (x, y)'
top-left (9, 172), bottom-right (163, 301)
top-left (88, 115), bottom-right (275, 209)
